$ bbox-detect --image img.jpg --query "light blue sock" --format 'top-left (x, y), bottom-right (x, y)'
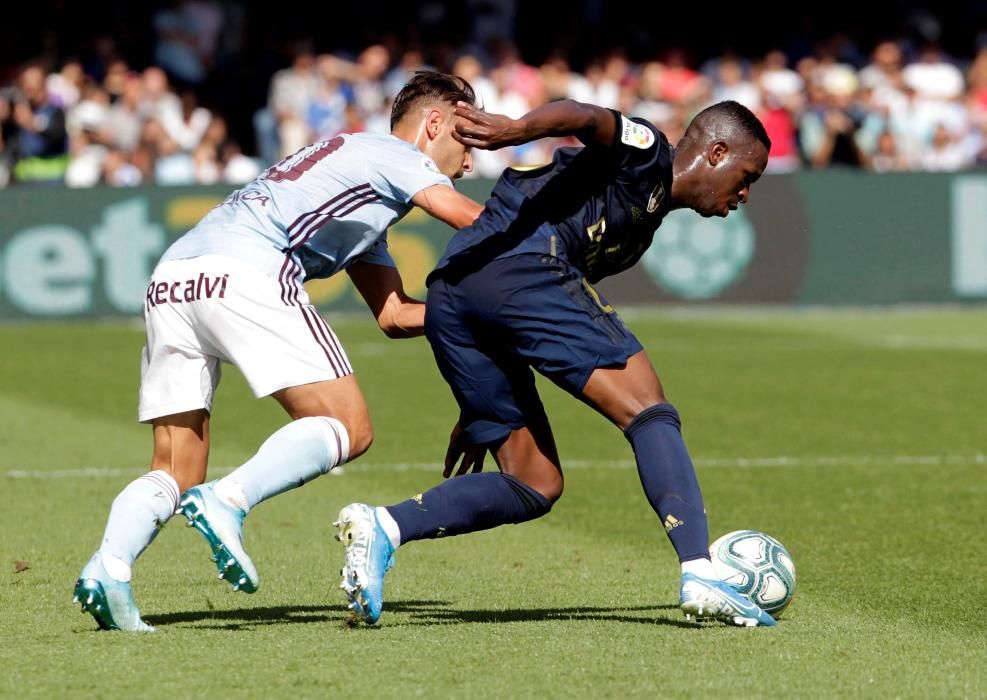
top-left (97, 470), bottom-right (181, 579)
top-left (214, 416), bottom-right (350, 511)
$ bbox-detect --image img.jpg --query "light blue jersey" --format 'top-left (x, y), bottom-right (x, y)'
top-left (161, 132), bottom-right (451, 297)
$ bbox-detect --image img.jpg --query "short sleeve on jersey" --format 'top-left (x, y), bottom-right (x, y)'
top-left (369, 143), bottom-right (453, 204)
top-left (608, 109), bottom-right (665, 184)
top-left (356, 239), bottom-right (397, 268)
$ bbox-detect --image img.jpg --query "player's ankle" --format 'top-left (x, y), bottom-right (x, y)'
top-left (375, 507), bottom-right (401, 549)
top-left (99, 551), bottom-right (133, 582)
top-left (681, 556), bottom-right (716, 579)
top-left (214, 478), bottom-right (250, 512)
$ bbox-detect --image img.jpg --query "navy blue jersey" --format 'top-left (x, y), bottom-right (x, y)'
top-left (430, 110), bottom-right (674, 284)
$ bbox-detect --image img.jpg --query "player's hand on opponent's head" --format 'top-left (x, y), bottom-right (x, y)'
top-left (443, 421), bottom-right (487, 478)
top-left (453, 101), bottom-right (523, 151)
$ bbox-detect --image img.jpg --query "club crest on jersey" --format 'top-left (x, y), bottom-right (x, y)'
top-left (620, 115), bottom-right (655, 150)
top-left (647, 182), bottom-right (665, 213)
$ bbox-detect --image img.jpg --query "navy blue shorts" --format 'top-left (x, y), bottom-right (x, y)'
top-left (425, 254), bottom-right (643, 445)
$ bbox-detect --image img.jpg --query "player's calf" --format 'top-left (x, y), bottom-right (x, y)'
top-left (624, 403), bottom-right (710, 564)
top-left (385, 471), bottom-right (553, 543)
top-left (335, 473), bottom-right (553, 624)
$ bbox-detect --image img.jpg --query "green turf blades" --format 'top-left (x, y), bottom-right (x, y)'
top-left (2, 311), bottom-right (985, 697)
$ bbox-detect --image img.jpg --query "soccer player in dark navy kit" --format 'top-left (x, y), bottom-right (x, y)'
top-left (336, 99), bottom-right (776, 627)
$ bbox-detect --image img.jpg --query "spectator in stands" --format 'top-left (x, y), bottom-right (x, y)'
top-left (859, 41), bottom-right (906, 102)
top-left (757, 90), bottom-right (800, 172)
top-left (657, 48), bottom-right (704, 104)
top-left (352, 45), bottom-right (390, 119)
top-left (152, 0), bottom-right (223, 86)
top-left (220, 140), bottom-right (261, 184)
top-left (383, 48), bottom-right (427, 99)
top-left (799, 66), bottom-right (866, 168)
top-left (306, 56), bottom-right (352, 141)
top-left (103, 61), bottom-right (129, 104)
top-left (102, 148), bottom-right (143, 186)
top-left (6, 24), bottom-right (987, 188)
top-left (103, 74), bottom-right (144, 153)
top-left (713, 58), bottom-right (760, 111)
top-left (967, 48), bottom-right (987, 125)
top-left (868, 129), bottom-right (908, 172)
top-left (192, 141), bottom-right (220, 184)
top-left (46, 60), bottom-right (85, 110)
top-left (258, 43), bottom-right (321, 161)
top-left (165, 90), bottom-right (212, 152)
top-left (451, 53), bottom-right (495, 110)
top-left (919, 122), bottom-right (975, 171)
top-left (8, 64), bottom-right (69, 184)
top-left (64, 99), bottom-right (109, 188)
top-left (140, 67), bottom-right (183, 131)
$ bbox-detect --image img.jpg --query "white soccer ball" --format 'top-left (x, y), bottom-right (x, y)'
top-left (710, 530), bottom-right (796, 616)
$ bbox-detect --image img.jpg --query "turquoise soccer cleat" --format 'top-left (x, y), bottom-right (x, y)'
top-left (334, 503), bottom-right (395, 624)
top-left (73, 553), bottom-right (154, 632)
top-left (179, 482), bottom-right (259, 593)
top-left (679, 572), bottom-right (777, 627)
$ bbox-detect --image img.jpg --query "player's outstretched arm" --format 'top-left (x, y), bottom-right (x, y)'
top-left (453, 99), bottom-right (617, 150)
top-left (412, 184), bottom-right (484, 230)
top-left (347, 261), bottom-right (424, 339)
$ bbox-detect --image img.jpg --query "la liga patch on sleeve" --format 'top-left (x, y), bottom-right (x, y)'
top-left (620, 115), bottom-right (655, 149)
top-left (421, 157), bottom-right (441, 174)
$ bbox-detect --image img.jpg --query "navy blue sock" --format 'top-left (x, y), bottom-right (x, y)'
top-left (624, 403), bottom-right (710, 563)
top-left (386, 472), bottom-right (552, 543)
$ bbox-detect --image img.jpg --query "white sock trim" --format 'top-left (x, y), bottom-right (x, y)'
top-left (375, 506), bottom-right (401, 549)
top-left (141, 470), bottom-right (181, 515)
top-left (681, 557), bottom-right (717, 579)
top-left (316, 416), bottom-right (350, 468)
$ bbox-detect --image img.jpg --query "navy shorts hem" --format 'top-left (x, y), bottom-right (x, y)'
top-left (426, 254), bottom-right (642, 445)
top-left (463, 420), bottom-right (520, 446)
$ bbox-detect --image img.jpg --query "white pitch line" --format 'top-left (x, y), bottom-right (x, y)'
top-left (4, 454), bottom-right (984, 480)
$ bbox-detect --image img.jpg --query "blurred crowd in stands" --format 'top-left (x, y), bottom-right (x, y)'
top-left (2, 12), bottom-right (986, 187)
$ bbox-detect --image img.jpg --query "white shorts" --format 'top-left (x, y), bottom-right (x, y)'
top-left (138, 255), bottom-right (352, 423)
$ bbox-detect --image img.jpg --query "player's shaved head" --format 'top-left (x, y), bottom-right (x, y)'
top-left (391, 71), bottom-right (477, 130)
top-left (679, 100), bottom-right (771, 153)
top-left (670, 101), bottom-right (770, 219)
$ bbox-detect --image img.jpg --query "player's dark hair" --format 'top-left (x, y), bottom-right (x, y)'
top-left (390, 70), bottom-right (476, 130)
top-left (681, 100), bottom-right (771, 152)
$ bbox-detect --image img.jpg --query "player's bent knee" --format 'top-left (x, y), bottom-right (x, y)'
top-left (339, 415), bottom-right (373, 460)
top-left (623, 403), bottom-right (682, 440)
top-left (536, 473), bottom-right (564, 503)
top-left (509, 469), bottom-right (563, 504)
top-left (500, 473), bottom-right (555, 521)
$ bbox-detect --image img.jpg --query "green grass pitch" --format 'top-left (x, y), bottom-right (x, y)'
top-left (2, 308), bottom-right (985, 698)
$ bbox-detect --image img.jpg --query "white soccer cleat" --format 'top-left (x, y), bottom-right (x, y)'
top-left (73, 553), bottom-right (154, 632)
top-left (679, 572), bottom-right (776, 627)
top-left (334, 503), bottom-right (395, 624)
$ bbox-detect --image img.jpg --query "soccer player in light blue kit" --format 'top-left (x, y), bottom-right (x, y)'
top-left (73, 72), bottom-right (484, 631)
